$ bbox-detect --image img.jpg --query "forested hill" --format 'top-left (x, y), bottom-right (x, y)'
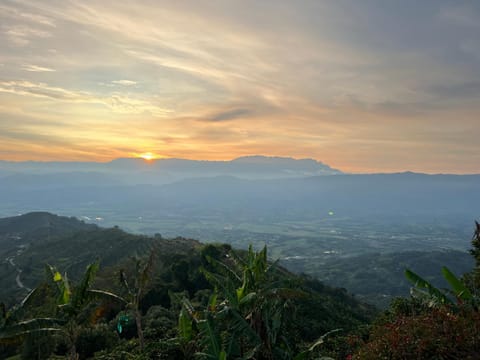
top-left (2, 212), bottom-right (479, 359)
top-left (0, 212), bottom-right (373, 320)
top-left (0, 212), bottom-right (199, 306)
top-left (0, 212), bottom-right (98, 266)
top-left (0, 212), bottom-right (378, 359)
top-left (0, 211), bottom-right (97, 236)
top-left (284, 249), bottom-right (474, 308)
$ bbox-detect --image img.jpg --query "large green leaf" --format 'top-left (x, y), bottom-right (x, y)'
top-left (225, 307), bottom-right (260, 344)
top-left (139, 246), bottom-right (156, 290)
top-left (0, 318), bottom-right (63, 341)
top-left (0, 303), bottom-right (5, 328)
top-left (293, 329), bottom-right (341, 360)
top-left (405, 268), bottom-right (452, 305)
top-left (178, 308), bottom-right (193, 342)
top-left (202, 269), bottom-right (239, 308)
top-left (71, 262), bottom-right (99, 310)
top-left (441, 266), bottom-right (473, 301)
top-left (87, 289), bottom-right (127, 304)
top-left (45, 264), bottom-right (71, 305)
top-left (197, 315), bottom-right (222, 359)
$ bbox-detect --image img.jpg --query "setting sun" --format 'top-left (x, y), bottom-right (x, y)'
top-left (139, 152), bottom-right (155, 161)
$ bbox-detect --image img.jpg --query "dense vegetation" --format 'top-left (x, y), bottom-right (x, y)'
top-left (0, 213), bottom-right (375, 359)
top-left (1, 213), bottom-right (472, 311)
top-left (353, 221), bottom-right (480, 358)
top-left (1, 213), bottom-right (480, 359)
top-left (286, 250), bottom-right (474, 308)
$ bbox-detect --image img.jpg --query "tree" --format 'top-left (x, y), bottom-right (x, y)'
top-left (355, 222), bottom-right (480, 359)
top-left (117, 247), bottom-right (157, 351)
top-left (0, 299), bottom-right (60, 344)
top-left (470, 221), bottom-right (480, 262)
top-left (45, 262), bottom-right (125, 360)
top-left (405, 266), bottom-right (476, 307)
top-left (469, 221), bottom-right (480, 283)
top-left (0, 286), bottom-right (62, 348)
top-left (180, 245), bottom-right (303, 360)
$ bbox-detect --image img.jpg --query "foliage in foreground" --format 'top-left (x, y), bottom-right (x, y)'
top-left (0, 239), bottom-right (375, 360)
top-left (9, 221), bottom-right (480, 359)
top-left (354, 221), bottom-right (480, 359)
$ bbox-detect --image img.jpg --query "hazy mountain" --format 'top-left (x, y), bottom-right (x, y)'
top-left (0, 172), bottom-right (124, 189)
top-left (0, 155), bottom-right (341, 186)
top-left (1, 172), bottom-right (477, 220)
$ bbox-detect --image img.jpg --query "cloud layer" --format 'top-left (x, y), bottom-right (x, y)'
top-left (0, 0), bottom-right (479, 173)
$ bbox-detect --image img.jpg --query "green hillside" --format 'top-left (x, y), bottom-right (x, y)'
top-left (0, 213), bottom-right (202, 306)
top-left (284, 249), bottom-right (474, 308)
top-left (3, 212), bottom-right (479, 359)
top-left (0, 212), bottom-right (376, 360)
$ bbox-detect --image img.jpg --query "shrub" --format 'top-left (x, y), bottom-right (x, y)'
top-left (355, 305), bottom-right (480, 359)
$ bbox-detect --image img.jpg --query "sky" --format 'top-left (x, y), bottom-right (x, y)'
top-left (0, 0), bottom-right (479, 173)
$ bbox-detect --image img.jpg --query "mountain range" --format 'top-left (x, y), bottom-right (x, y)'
top-left (0, 155), bottom-right (341, 186)
top-left (1, 169), bottom-right (479, 222)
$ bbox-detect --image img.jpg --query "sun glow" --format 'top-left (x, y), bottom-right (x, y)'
top-left (139, 152), bottom-right (155, 161)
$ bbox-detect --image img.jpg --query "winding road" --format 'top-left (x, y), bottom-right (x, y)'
top-left (5, 244), bottom-right (31, 292)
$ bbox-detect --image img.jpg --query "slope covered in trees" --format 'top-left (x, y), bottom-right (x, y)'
top-left (2, 212), bottom-right (480, 359)
top-left (285, 249), bottom-right (474, 308)
top-left (353, 222), bottom-right (480, 358)
top-left (0, 212), bottom-right (375, 359)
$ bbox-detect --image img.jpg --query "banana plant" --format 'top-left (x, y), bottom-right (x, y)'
top-left (2, 251), bottom-right (153, 357)
top-left (293, 329), bottom-right (341, 360)
top-left (179, 295), bottom-right (259, 360)
top-left (116, 247), bottom-right (157, 351)
top-left (0, 289), bottom-right (62, 344)
top-left (183, 244), bottom-right (302, 359)
top-left (405, 266), bottom-right (476, 308)
top-left (441, 266), bottom-right (474, 304)
top-left (45, 261), bottom-right (126, 360)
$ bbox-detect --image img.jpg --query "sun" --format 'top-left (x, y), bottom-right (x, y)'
top-left (139, 152), bottom-right (155, 161)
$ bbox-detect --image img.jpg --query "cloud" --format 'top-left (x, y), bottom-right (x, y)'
top-left (207, 108), bottom-right (253, 122)
top-left (0, 0), bottom-right (478, 172)
top-left (429, 81), bottom-right (480, 100)
top-left (0, 3), bottom-right (56, 27)
top-left (0, 127), bottom-right (70, 145)
top-left (460, 39), bottom-right (480, 59)
top-left (438, 4), bottom-right (480, 28)
top-left (0, 80), bottom-right (171, 116)
top-left (0, 80), bottom-right (84, 100)
top-left (4, 25), bottom-right (52, 45)
top-left (112, 80), bottom-right (137, 86)
top-left (22, 64), bottom-right (55, 72)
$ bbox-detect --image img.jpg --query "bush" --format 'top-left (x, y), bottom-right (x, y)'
top-left (75, 324), bottom-right (119, 359)
top-left (355, 305), bottom-right (480, 359)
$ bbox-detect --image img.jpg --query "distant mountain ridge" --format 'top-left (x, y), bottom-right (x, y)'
top-left (0, 155), bottom-right (341, 185)
top-left (0, 171), bottom-right (479, 222)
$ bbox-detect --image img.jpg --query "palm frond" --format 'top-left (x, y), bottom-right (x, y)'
top-left (0, 318), bottom-right (64, 341)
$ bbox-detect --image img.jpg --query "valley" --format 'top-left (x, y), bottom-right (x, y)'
top-left (0, 159), bottom-right (478, 347)
top-left (0, 210), bottom-right (474, 308)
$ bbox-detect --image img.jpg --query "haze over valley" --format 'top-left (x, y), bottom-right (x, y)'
top-left (1, 156), bottom-right (478, 307)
